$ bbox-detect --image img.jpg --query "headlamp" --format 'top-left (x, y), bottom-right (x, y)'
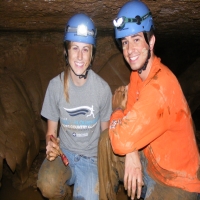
top-left (77, 24), bottom-right (88, 36)
top-left (113, 12), bottom-right (151, 30)
top-left (113, 17), bottom-right (126, 29)
top-left (66, 24), bottom-right (97, 37)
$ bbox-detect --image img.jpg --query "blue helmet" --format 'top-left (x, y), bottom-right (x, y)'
top-left (113, 0), bottom-right (154, 39)
top-left (64, 13), bottom-right (97, 46)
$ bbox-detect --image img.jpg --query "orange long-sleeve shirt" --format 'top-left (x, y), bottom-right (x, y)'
top-left (109, 56), bottom-right (200, 192)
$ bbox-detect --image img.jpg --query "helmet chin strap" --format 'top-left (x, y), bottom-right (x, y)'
top-left (65, 56), bottom-right (91, 79)
top-left (138, 50), bottom-right (151, 74)
top-left (70, 65), bottom-right (91, 79)
top-left (138, 32), bottom-right (151, 74)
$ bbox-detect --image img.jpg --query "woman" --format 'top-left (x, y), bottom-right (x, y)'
top-left (37, 13), bottom-right (112, 200)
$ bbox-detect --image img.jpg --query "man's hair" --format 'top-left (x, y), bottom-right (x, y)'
top-left (117, 27), bottom-right (155, 50)
top-left (145, 27), bottom-right (155, 43)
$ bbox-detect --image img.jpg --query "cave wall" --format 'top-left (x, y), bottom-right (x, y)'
top-left (1, 0), bottom-right (200, 36)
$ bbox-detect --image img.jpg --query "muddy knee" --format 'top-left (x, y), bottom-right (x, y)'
top-left (37, 158), bottom-right (71, 198)
top-left (37, 174), bottom-right (60, 198)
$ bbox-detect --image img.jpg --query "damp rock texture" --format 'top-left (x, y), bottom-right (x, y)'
top-left (0, 0), bottom-right (200, 37)
top-left (0, 0), bottom-right (200, 191)
top-left (0, 73), bottom-right (40, 190)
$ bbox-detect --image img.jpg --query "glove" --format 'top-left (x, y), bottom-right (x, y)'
top-left (112, 85), bottom-right (128, 111)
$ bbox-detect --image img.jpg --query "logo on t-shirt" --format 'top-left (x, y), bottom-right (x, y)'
top-left (61, 105), bottom-right (98, 132)
top-left (63, 105), bottom-right (95, 118)
top-left (72, 132), bottom-right (89, 137)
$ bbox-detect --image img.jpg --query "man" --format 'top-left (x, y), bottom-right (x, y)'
top-left (98, 0), bottom-right (200, 199)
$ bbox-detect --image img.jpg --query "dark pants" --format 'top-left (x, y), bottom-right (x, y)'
top-left (98, 129), bottom-right (198, 200)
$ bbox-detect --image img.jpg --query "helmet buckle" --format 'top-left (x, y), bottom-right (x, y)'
top-left (135, 15), bottom-right (142, 25)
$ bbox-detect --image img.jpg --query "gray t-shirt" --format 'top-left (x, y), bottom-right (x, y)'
top-left (41, 70), bottom-right (112, 157)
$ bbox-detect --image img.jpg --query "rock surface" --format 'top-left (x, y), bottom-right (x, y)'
top-left (1, 0), bottom-right (200, 38)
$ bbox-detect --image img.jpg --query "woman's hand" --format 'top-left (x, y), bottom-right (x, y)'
top-left (46, 136), bottom-right (60, 161)
top-left (46, 135), bottom-right (69, 165)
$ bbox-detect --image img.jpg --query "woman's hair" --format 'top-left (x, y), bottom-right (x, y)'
top-left (63, 41), bottom-right (71, 102)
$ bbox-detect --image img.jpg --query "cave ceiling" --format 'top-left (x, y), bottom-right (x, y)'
top-left (1, 0), bottom-right (200, 38)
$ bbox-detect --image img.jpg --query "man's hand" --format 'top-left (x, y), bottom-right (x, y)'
top-left (112, 85), bottom-right (128, 111)
top-left (124, 151), bottom-right (144, 200)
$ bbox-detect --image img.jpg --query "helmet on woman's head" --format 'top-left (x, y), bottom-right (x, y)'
top-left (113, 0), bottom-right (154, 39)
top-left (64, 13), bottom-right (97, 46)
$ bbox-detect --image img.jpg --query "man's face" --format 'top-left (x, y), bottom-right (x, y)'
top-left (121, 32), bottom-right (149, 71)
top-left (68, 41), bottom-right (92, 77)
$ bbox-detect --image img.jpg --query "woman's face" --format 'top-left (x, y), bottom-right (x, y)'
top-left (68, 41), bottom-right (92, 77)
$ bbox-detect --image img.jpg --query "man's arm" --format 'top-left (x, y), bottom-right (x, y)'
top-left (112, 85), bottom-right (143, 200)
top-left (124, 151), bottom-right (144, 200)
top-left (109, 84), bottom-right (168, 155)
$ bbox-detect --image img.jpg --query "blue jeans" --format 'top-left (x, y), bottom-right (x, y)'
top-left (62, 148), bottom-right (99, 200)
top-left (140, 151), bottom-right (156, 199)
top-left (37, 149), bottom-right (99, 200)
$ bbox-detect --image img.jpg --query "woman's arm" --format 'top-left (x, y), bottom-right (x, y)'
top-left (46, 120), bottom-right (58, 145)
top-left (100, 121), bottom-right (109, 132)
top-left (46, 120), bottom-right (60, 161)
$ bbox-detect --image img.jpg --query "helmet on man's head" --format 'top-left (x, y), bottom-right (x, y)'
top-left (113, 0), bottom-right (154, 39)
top-left (64, 13), bottom-right (97, 46)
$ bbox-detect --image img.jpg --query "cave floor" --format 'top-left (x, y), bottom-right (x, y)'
top-left (0, 177), bottom-right (132, 200)
top-left (0, 176), bottom-right (129, 200)
top-left (0, 141), bottom-right (130, 200)
top-left (1, 132), bottom-right (199, 200)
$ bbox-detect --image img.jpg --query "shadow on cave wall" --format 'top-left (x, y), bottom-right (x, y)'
top-left (0, 32), bottom-right (200, 192)
top-left (154, 35), bottom-right (200, 131)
